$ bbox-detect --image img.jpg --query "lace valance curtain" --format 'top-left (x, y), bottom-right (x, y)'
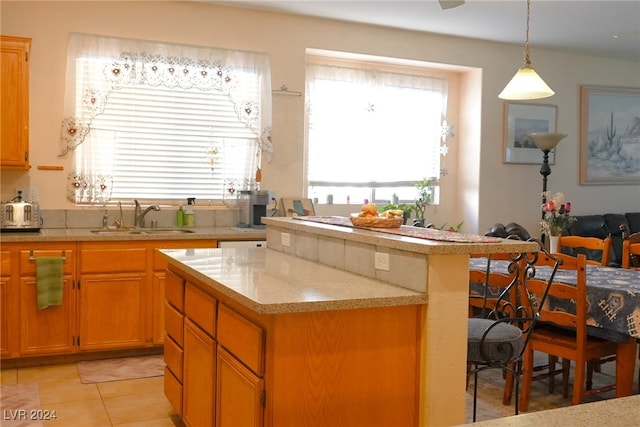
top-left (59, 33), bottom-right (273, 203)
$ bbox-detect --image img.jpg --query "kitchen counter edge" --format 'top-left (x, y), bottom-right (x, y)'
top-left (0, 227), bottom-right (266, 242)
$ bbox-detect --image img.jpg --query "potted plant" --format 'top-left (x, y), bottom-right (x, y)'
top-left (413, 177), bottom-right (436, 227)
top-left (380, 201), bottom-right (414, 225)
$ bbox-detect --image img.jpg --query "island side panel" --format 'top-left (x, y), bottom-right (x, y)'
top-left (269, 305), bottom-right (423, 427)
top-left (420, 253), bottom-right (469, 426)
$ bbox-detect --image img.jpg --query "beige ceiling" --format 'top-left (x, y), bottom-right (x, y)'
top-left (209, 0), bottom-right (640, 62)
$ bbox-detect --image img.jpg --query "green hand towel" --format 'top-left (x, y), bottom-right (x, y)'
top-left (36, 256), bottom-right (64, 309)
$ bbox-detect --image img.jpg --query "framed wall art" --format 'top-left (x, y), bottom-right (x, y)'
top-left (503, 102), bottom-right (557, 164)
top-left (281, 198), bottom-right (316, 217)
top-left (580, 86), bottom-right (640, 185)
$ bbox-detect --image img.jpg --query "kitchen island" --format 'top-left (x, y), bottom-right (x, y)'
top-left (161, 217), bottom-right (537, 426)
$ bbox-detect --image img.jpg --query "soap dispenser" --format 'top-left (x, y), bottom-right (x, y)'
top-left (184, 198), bottom-right (195, 227)
top-left (177, 203), bottom-right (185, 228)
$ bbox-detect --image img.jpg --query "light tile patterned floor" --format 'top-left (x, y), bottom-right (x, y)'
top-left (1, 363), bottom-right (182, 427)
top-left (1, 350), bottom-right (637, 426)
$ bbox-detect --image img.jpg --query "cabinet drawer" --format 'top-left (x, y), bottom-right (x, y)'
top-left (217, 304), bottom-right (264, 376)
top-left (19, 249), bottom-right (75, 276)
top-left (164, 335), bottom-right (183, 382)
top-left (164, 301), bottom-right (184, 346)
top-left (80, 247), bottom-right (146, 273)
top-left (185, 282), bottom-right (216, 337)
top-left (164, 366), bottom-right (183, 417)
top-left (165, 269), bottom-right (184, 311)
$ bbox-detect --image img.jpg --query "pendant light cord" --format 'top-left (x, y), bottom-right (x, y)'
top-left (524, 0), bottom-right (532, 67)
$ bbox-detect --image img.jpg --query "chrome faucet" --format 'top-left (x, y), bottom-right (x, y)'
top-left (133, 200), bottom-right (160, 228)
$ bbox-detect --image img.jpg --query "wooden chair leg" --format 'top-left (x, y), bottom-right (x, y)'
top-left (572, 358), bottom-right (586, 405)
top-left (586, 359), bottom-right (594, 390)
top-left (519, 347), bottom-right (534, 412)
top-left (503, 362), bottom-right (515, 405)
top-left (562, 358), bottom-right (571, 398)
top-left (548, 355), bottom-right (558, 393)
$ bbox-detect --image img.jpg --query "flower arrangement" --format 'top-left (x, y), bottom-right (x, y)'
top-left (540, 191), bottom-right (576, 236)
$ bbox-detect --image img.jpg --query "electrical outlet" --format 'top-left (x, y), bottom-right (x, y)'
top-left (374, 252), bottom-right (390, 271)
top-left (281, 232), bottom-right (291, 247)
top-left (15, 187), bottom-right (38, 202)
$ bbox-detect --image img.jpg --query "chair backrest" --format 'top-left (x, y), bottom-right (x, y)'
top-left (622, 232), bottom-right (640, 269)
top-left (558, 235), bottom-right (611, 266)
top-left (469, 255), bottom-right (519, 319)
top-left (522, 253), bottom-right (588, 349)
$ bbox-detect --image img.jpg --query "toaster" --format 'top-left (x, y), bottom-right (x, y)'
top-left (1, 201), bottom-right (43, 231)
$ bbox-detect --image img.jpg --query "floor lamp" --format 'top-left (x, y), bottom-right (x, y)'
top-left (527, 133), bottom-right (567, 242)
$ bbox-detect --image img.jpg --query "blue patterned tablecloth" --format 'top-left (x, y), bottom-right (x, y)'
top-left (470, 258), bottom-right (640, 340)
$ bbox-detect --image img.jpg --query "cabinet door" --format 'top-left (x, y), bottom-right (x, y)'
top-left (1, 36), bottom-right (30, 169)
top-left (217, 346), bottom-right (264, 427)
top-left (19, 277), bottom-right (75, 355)
top-left (78, 273), bottom-right (146, 351)
top-left (183, 318), bottom-right (216, 427)
top-left (0, 275), bottom-right (18, 357)
top-left (152, 271), bottom-right (165, 344)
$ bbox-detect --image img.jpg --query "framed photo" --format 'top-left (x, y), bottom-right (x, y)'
top-left (281, 198), bottom-right (316, 217)
top-left (580, 86), bottom-right (640, 185)
top-left (503, 102), bottom-right (557, 164)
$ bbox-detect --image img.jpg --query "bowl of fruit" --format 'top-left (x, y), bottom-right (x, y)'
top-left (350, 204), bottom-right (404, 228)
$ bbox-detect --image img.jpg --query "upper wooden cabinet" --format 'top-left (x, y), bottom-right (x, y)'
top-left (1, 35), bottom-right (31, 169)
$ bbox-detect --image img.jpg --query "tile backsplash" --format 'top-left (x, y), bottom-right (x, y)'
top-left (266, 225), bottom-right (428, 292)
top-left (41, 207), bottom-right (239, 229)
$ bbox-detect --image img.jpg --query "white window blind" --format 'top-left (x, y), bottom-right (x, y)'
top-left (61, 33), bottom-right (273, 204)
top-left (306, 61), bottom-right (448, 204)
top-left (78, 69), bottom-right (257, 201)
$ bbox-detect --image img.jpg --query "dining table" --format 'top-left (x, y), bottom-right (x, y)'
top-left (469, 256), bottom-right (640, 398)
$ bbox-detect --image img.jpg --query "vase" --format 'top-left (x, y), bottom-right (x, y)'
top-left (549, 235), bottom-right (559, 253)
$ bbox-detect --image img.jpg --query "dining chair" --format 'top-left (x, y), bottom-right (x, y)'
top-left (519, 253), bottom-right (635, 411)
top-left (621, 231), bottom-right (640, 269)
top-left (467, 250), bottom-right (546, 421)
top-left (621, 231), bottom-right (640, 393)
top-left (584, 231), bottom-right (639, 388)
top-left (557, 235), bottom-right (611, 266)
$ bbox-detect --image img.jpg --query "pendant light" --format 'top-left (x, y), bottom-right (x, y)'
top-left (499, 0), bottom-right (555, 100)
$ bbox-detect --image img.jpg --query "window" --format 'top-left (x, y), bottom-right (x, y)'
top-left (60, 33), bottom-right (273, 204)
top-left (306, 56), bottom-right (450, 205)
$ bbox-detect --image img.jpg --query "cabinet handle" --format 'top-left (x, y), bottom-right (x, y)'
top-left (29, 249), bottom-right (66, 261)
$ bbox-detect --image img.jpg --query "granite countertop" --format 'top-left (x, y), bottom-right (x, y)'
top-left (458, 395), bottom-right (640, 426)
top-left (0, 226), bottom-right (266, 242)
top-left (161, 247), bottom-right (427, 314)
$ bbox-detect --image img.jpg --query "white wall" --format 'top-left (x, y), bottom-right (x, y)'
top-left (1, 1), bottom-right (639, 235)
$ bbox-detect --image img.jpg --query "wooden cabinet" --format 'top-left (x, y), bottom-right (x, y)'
top-left (183, 318), bottom-right (216, 427)
top-left (0, 250), bottom-right (17, 357)
top-left (1, 36), bottom-right (31, 169)
top-left (163, 268), bottom-right (185, 415)
top-left (216, 342), bottom-right (263, 427)
top-left (0, 238), bottom-right (218, 362)
top-left (78, 242), bottom-right (147, 350)
top-left (165, 267), bottom-right (265, 427)
top-left (216, 305), bottom-right (264, 427)
top-left (165, 262), bottom-right (420, 427)
top-left (151, 241), bottom-right (215, 344)
top-left (17, 244), bottom-right (76, 356)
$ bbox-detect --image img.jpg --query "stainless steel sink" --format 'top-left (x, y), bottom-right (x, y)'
top-left (90, 228), bottom-right (138, 234)
top-left (139, 228), bottom-right (195, 234)
top-left (90, 228), bottom-right (194, 234)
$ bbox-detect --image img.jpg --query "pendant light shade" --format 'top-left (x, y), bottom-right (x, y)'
top-left (499, 65), bottom-right (555, 100)
top-left (499, 0), bottom-right (555, 100)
